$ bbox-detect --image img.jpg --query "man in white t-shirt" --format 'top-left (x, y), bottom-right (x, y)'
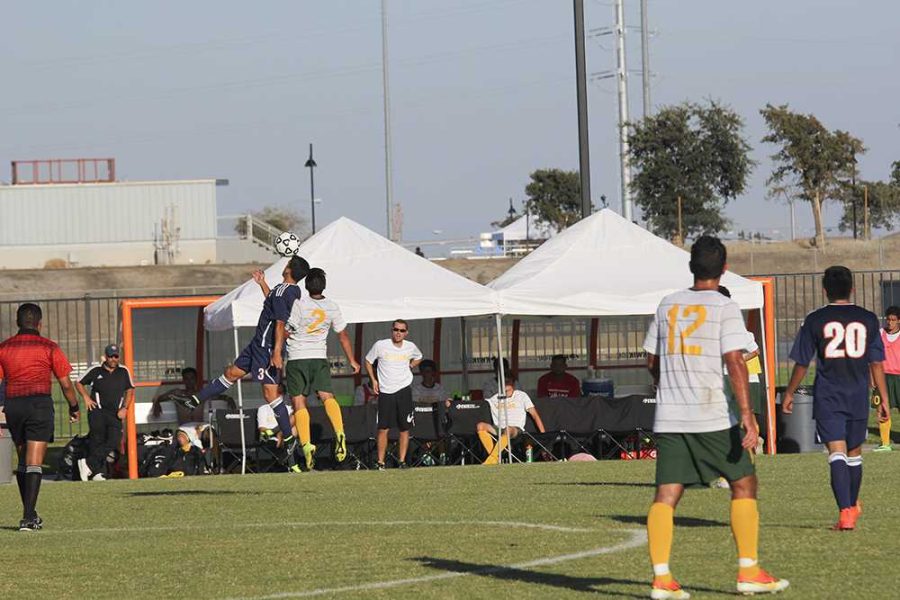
top-left (365, 320), bottom-right (423, 469)
top-left (476, 369), bottom-right (545, 465)
top-left (641, 236), bottom-right (787, 599)
top-left (285, 268), bottom-right (360, 470)
top-left (411, 360), bottom-right (451, 407)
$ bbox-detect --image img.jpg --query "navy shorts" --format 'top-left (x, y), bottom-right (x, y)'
top-left (233, 342), bottom-right (281, 385)
top-left (815, 416), bottom-right (868, 449)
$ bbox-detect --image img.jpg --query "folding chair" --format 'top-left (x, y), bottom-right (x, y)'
top-left (518, 414), bottom-right (562, 461)
top-left (409, 402), bottom-right (447, 466)
top-left (214, 408), bottom-right (266, 473)
top-left (445, 399), bottom-right (492, 465)
top-left (532, 397), bottom-right (600, 459)
top-left (341, 404), bottom-right (377, 470)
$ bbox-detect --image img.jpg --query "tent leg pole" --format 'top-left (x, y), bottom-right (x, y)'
top-left (233, 327), bottom-right (246, 475)
top-left (494, 314), bottom-right (511, 464)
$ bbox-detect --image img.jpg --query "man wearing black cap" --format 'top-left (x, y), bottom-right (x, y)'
top-left (74, 343), bottom-right (134, 482)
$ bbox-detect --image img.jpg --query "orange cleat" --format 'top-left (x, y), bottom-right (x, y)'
top-left (831, 507), bottom-right (857, 531)
top-left (736, 568), bottom-right (790, 595)
top-left (651, 577), bottom-right (691, 599)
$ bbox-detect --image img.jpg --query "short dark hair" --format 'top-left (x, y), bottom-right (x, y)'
top-left (717, 285), bottom-right (731, 298)
top-left (550, 354), bottom-right (567, 364)
top-left (886, 306), bottom-right (900, 319)
top-left (419, 359), bottom-right (437, 372)
top-left (288, 256), bottom-right (310, 282)
top-left (689, 236), bottom-right (727, 280)
top-left (305, 268), bottom-right (327, 295)
top-left (823, 266), bottom-right (853, 302)
top-left (16, 303), bottom-right (42, 329)
top-left (501, 367), bottom-right (517, 385)
top-left (181, 367), bottom-right (198, 377)
top-left (393, 319), bottom-right (408, 329)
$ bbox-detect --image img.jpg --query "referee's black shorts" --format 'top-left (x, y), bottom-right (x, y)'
top-left (377, 385), bottom-right (414, 432)
top-left (3, 395), bottom-right (55, 445)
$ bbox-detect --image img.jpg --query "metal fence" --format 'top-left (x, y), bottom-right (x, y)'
top-left (764, 269), bottom-right (900, 385)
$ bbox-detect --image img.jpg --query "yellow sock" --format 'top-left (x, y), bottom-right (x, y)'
top-left (323, 397), bottom-right (344, 435)
top-left (478, 431), bottom-right (495, 463)
top-left (879, 418), bottom-right (892, 446)
top-left (488, 434), bottom-right (509, 463)
top-left (647, 502), bottom-right (674, 583)
top-left (296, 408), bottom-right (311, 446)
top-left (731, 498), bottom-right (760, 578)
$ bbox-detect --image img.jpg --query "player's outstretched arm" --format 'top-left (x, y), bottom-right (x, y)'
top-left (724, 350), bottom-right (757, 450)
top-left (870, 362), bottom-right (891, 423)
top-left (252, 269), bottom-right (270, 297)
top-left (782, 363), bottom-right (809, 414)
top-left (337, 330), bottom-right (360, 373)
top-left (58, 375), bottom-right (80, 422)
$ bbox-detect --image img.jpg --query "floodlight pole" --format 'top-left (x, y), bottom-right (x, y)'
top-left (574, 0), bottom-right (592, 219)
top-left (305, 143), bottom-right (317, 235)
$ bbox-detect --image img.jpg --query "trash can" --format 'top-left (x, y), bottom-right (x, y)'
top-left (776, 386), bottom-right (823, 453)
top-left (0, 426), bottom-right (13, 484)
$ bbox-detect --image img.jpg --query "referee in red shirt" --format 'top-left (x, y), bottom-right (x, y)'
top-left (0, 303), bottom-right (80, 531)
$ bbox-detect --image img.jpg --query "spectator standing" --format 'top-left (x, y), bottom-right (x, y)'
top-left (365, 320), bottom-right (423, 469)
top-left (536, 355), bottom-right (581, 398)
top-left (0, 303), bottom-right (80, 531)
top-left (874, 305), bottom-right (900, 452)
top-left (74, 344), bottom-right (134, 482)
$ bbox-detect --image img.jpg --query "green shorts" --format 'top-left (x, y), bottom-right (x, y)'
top-left (884, 374), bottom-right (900, 411)
top-left (285, 359), bottom-right (332, 398)
top-left (655, 426), bottom-right (756, 486)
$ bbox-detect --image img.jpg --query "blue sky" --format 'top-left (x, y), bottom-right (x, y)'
top-left (2, 0), bottom-right (897, 244)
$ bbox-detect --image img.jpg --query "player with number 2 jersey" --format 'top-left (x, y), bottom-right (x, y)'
top-left (784, 265), bottom-right (890, 531)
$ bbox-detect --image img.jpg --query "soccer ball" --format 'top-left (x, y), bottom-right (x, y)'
top-left (274, 231), bottom-right (301, 257)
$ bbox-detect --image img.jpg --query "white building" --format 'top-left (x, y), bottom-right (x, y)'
top-left (0, 178), bottom-right (233, 268)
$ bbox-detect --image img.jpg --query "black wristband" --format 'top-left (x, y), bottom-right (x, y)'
top-left (69, 403), bottom-right (80, 415)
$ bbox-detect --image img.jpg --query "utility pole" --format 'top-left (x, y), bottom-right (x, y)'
top-left (304, 144), bottom-right (317, 234)
top-left (640, 0), bottom-right (651, 118)
top-left (381, 0), bottom-right (395, 241)
top-left (574, 0), bottom-right (592, 220)
top-left (614, 0), bottom-right (633, 221)
top-left (676, 196), bottom-right (683, 246)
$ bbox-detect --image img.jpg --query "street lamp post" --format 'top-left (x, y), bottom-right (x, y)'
top-left (305, 143), bottom-right (317, 234)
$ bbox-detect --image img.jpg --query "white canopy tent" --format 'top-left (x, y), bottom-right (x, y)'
top-left (488, 208), bottom-right (777, 454)
top-left (494, 214), bottom-right (557, 242)
top-left (489, 208), bottom-right (763, 315)
top-left (203, 217), bottom-right (503, 471)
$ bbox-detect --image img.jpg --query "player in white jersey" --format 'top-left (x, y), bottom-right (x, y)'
top-left (285, 268), bottom-right (360, 469)
top-left (641, 236), bottom-right (787, 599)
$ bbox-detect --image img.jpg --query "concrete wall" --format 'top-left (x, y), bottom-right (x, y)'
top-left (215, 238), bottom-right (278, 264)
top-left (0, 240), bottom-right (217, 269)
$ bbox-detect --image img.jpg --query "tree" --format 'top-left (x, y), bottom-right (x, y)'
top-left (524, 169), bottom-right (586, 231)
top-left (760, 104), bottom-right (865, 247)
top-left (838, 180), bottom-right (900, 237)
top-left (235, 205), bottom-right (308, 238)
top-left (626, 100), bottom-right (754, 243)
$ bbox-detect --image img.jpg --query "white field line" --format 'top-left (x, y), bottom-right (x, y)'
top-left (228, 528), bottom-right (648, 600)
top-left (38, 519), bottom-right (593, 536)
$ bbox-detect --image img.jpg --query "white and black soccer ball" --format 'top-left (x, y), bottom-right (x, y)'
top-left (274, 231), bottom-right (301, 257)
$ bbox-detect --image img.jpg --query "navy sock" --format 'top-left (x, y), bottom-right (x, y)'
top-left (24, 466), bottom-right (42, 520)
top-left (848, 455), bottom-right (863, 506)
top-left (828, 453), bottom-right (852, 510)
top-left (15, 468), bottom-right (26, 508)
top-left (270, 398), bottom-right (293, 439)
top-left (196, 375), bottom-right (233, 403)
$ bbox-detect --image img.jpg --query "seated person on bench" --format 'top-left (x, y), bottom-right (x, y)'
top-left (476, 369), bottom-right (546, 465)
top-left (151, 367), bottom-right (235, 424)
top-left (412, 359), bottom-right (451, 408)
top-left (537, 354), bottom-right (581, 399)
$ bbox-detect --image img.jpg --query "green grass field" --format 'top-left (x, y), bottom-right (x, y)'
top-left (2, 452), bottom-right (898, 599)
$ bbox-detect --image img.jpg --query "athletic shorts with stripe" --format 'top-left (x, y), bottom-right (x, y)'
top-left (233, 341), bottom-right (280, 385)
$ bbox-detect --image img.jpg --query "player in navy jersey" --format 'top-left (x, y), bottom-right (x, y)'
top-left (174, 256), bottom-right (309, 454)
top-left (783, 265), bottom-right (890, 531)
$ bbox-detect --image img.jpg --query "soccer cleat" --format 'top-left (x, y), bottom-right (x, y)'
top-left (853, 501), bottom-right (863, 516)
top-left (736, 569), bottom-right (789, 595)
top-left (289, 463), bottom-right (302, 474)
top-left (650, 577), bottom-right (690, 599)
top-left (92, 473), bottom-right (107, 482)
top-left (873, 444), bottom-right (893, 452)
top-left (376, 462), bottom-right (386, 471)
top-left (18, 516), bottom-right (43, 532)
top-left (334, 432), bottom-right (347, 463)
top-left (831, 508), bottom-right (856, 531)
top-left (398, 461), bottom-right (409, 470)
top-left (712, 477), bottom-right (731, 489)
top-left (302, 442), bottom-right (316, 471)
top-left (77, 458), bottom-right (92, 482)
top-left (170, 389), bottom-right (201, 410)
top-left (260, 429), bottom-right (276, 443)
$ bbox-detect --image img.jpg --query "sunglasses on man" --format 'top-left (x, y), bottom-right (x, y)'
top-left (392, 328), bottom-right (407, 333)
